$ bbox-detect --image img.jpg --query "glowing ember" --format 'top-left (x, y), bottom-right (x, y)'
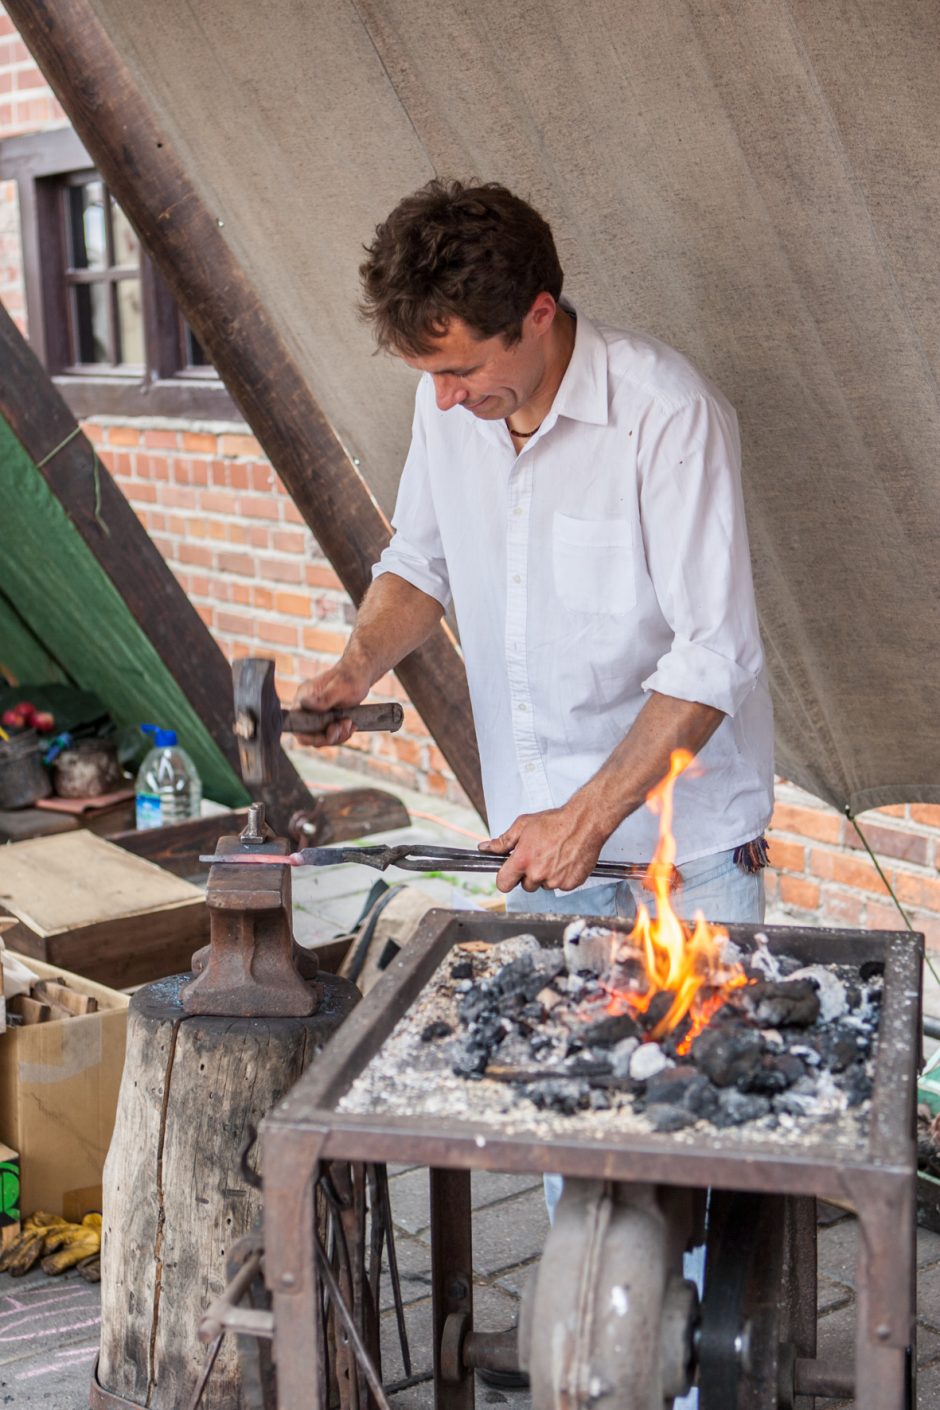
top-left (604, 749), bottom-right (750, 1054)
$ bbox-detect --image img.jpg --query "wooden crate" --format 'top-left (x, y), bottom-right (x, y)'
top-left (0, 831), bottom-right (208, 987)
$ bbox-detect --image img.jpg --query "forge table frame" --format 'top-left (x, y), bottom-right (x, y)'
top-left (261, 910), bottom-right (922, 1410)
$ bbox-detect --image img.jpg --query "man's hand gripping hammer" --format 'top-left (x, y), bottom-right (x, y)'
top-left (232, 657), bottom-right (403, 786)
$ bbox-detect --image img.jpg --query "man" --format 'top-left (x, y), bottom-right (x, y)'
top-left (296, 179), bottom-right (774, 926)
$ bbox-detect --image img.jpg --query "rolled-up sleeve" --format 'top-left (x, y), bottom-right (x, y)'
top-left (638, 393), bottom-right (764, 717)
top-left (372, 380), bottom-right (452, 608)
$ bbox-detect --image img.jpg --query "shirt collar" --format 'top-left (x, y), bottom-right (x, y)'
top-left (452, 303), bottom-right (611, 448)
top-left (547, 303), bottom-right (610, 429)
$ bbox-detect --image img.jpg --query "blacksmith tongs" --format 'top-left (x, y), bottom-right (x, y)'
top-left (199, 842), bottom-right (651, 881)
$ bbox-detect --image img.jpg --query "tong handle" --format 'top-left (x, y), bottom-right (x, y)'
top-left (283, 703), bottom-right (403, 736)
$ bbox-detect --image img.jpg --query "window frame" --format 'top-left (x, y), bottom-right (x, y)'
top-left (0, 127), bottom-right (240, 420)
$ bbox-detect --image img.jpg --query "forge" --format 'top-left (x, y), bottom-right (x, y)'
top-left (259, 908), bottom-right (922, 1410)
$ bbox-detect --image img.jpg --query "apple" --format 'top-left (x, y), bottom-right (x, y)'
top-left (32, 711), bottom-right (55, 733)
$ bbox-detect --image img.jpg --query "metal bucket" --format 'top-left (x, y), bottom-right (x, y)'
top-left (0, 729), bottom-right (52, 808)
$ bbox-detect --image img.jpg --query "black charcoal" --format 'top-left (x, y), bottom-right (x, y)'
top-left (421, 1021), bottom-right (453, 1042)
top-left (647, 1103), bottom-right (696, 1132)
top-left (692, 1026), bottom-right (763, 1087)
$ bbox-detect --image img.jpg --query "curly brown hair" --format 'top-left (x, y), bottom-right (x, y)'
top-left (358, 179), bottom-right (564, 356)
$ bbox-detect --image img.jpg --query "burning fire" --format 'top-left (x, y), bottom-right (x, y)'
top-left (604, 749), bottom-right (749, 1055)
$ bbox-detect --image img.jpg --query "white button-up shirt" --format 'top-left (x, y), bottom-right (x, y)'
top-left (374, 309), bottom-right (774, 866)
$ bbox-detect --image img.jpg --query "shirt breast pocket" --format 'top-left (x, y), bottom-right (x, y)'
top-left (551, 513), bottom-right (636, 616)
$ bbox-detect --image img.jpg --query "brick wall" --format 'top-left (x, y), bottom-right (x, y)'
top-left (2, 11), bottom-right (939, 958)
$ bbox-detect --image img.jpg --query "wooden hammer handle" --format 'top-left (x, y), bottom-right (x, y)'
top-left (282, 702), bottom-right (403, 736)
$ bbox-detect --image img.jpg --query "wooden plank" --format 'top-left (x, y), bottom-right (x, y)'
top-left (3, 0), bottom-right (485, 822)
top-left (0, 306), bottom-right (314, 834)
top-left (0, 833), bottom-right (209, 987)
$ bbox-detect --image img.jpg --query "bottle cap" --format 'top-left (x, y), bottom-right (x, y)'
top-left (141, 724), bottom-right (178, 748)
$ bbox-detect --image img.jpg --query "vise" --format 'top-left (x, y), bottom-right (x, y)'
top-left (183, 802), bottom-right (317, 1017)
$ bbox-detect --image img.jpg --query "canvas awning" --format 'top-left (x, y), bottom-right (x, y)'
top-left (8, 0), bottom-right (940, 814)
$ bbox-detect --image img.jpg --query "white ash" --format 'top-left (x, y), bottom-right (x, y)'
top-left (339, 931), bottom-right (881, 1153)
top-left (629, 1042), bottom-right (672, 1082)
top-left (788, 965), bottom-right (849, 1023)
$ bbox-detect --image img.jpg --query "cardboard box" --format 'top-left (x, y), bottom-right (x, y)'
top-left (0, 1142), bottom-right (20, 1250)
top-left (0, 955), bottom-right (128, 1220)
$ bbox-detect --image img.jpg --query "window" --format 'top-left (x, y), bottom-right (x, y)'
top-left (0, 127), bottom-right (238, 419)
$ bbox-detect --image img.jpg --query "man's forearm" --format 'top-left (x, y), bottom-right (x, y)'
top-left (341, 572), bottom-right (445, 689)
top-left (567, 692), bottom-right (725, 844)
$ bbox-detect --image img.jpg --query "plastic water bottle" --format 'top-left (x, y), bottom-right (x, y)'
top-left (134, 725), bottom-right (202, 829)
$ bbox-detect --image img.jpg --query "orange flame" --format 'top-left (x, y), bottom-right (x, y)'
top-left (604, 749), bottom-right (749, 1054)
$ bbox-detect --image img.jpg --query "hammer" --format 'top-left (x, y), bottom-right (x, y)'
top-left (232, 657), bottom-right (403, 786)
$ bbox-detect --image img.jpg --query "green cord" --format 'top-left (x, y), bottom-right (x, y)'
top-left (845, 806), bottom-right (940, 990)
top-left (36, 427), bottom-right (110, 536)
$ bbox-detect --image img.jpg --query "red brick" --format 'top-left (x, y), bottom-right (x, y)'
top-left (216, 611), bottom-right (255, 635)
top-left (161, 486), bottom-right (198, 509)
top-left (230, 584), bottom-right (252, 606)
top-left (274, 592), bottom-right (310, 618)
top-left (128, 482), bottom-right (157, 503)
top-left (873, 804), bottom-right (907, 819)
top-left (911, 805), bottom-right (940, 829)
top-left (183, 432), bottom-right (216, 453)
top-left (108, 425), bottom-right (140, 447)
top-left (220, 432), bottom-right (261, 458)
top-left (271, 529), bottom-right (306, 555)
top-left (282, 499), bottom-right (307, 525)
top-left (143, 429), bottom-right (179, 450)
top-left (79, 421), bottom-right (104, 445)
top-left (770, 802), bottom-right (842, 844)
top-left (239, 494), bottom-right (281, 521)
top-left (302, 626), bottom-right (346, 655)
top-left (216, 550), bottom-right (254, 576)
top-left (767, 838), bottom-right (805, 873)
top-left (807, 848), bottom-right (887, 895)
top-left (206, 520), bottom-right (229, 541)
top-left (252, 587), bottom-right (275, 611)
top-left (391, 735), bottom-right (422, 767)
top-left (258, 556), bottom-right (303, 583)
top-left (177, 542), bottom-right (213, 568)
top-left (108, 451), bottom-right (134, 480)
top-left (195, 605), bottom-right (215, 628)
top-left (778, 876), bottom-right (820, 911)
top-left (189, 575), bottom-right (211, 597)
top-left (200, 489), bottom-right (239, 515)
top-left (248, 526), bottom-right (271, 548)
top-left (893, 872), bottom-right (940, 914)
top-left (866, 899), bottom-right (911, 932)
top-left (305, 562), bottom-right (342, 590)
top-left (819, 888), bottom-right (865, 927)
top-left (257, 620), bottom-right (299, 648)
top-left (845, 822), bottom-right (928, 866)
top-left (249, 463), bottom-right (276, 491)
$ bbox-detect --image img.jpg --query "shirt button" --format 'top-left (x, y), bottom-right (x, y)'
top-left (518, 702), bottom-right (527, 712)
top-left (513, 505), bottom-right (523, 516)
top-left (512, 573), bottom-right (522, 584)
top-left (526, 762), bottom-right (536, 773)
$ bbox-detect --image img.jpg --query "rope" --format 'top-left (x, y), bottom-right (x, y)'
top-left (844, 806), bottom-right (940, 990)
top-left (36, 426), bottom-right (111, 536)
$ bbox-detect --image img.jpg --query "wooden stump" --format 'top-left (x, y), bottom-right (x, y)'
top-left (97, 971), bottom-right (358, 1409)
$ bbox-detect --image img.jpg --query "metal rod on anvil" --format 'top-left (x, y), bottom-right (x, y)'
top-left (199, 842), bottom-right (664, 883)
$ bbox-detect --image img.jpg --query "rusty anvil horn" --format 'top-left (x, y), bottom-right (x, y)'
top-left (232, 657), bottom-right (403, 787)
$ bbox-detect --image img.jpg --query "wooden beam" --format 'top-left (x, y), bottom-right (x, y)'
top-left (0, 302), bottom-right (314, 833)
top-left (5, 0), bottom-right (485, 821)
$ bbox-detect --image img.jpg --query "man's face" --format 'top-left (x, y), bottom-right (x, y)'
top-left (397, 299), bottom-right (555, 421)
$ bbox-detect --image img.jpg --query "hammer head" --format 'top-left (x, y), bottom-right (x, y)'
top-left (232, 657), bottom-right (283, 786)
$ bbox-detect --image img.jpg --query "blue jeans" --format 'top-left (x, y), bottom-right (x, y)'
top-left (506, 847), bottom-right (765, 1410)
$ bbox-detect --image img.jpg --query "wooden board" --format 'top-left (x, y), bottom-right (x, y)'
top-left (0, 832), bottom-right (208, 987)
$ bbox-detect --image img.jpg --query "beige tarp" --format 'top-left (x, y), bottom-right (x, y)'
top-left (88, 0), bottom-right (940, 813)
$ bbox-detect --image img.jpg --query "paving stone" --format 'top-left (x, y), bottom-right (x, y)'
top-left (917, 1356), bottom-right (940, 1409)
top-left (471, 1171), bottom-right (543, 1209)
top-left (389, 1167), bottom-right (431, 1236)
top-left (818, 1273), bottom-right (853, 1315)
top-left (818, 1216), bottom-right (859, 1286)
top-left (917, 1224), bottom-right (940, 1269)
top-left (494, 1256), bottom-right (541, 1300)
top-left (465, 1193), bottom-right (549, 1278)
top-left (913, 1259), bottom-right (940, 1332)
top-left (380, 1232), bottom-right (434, 1312)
